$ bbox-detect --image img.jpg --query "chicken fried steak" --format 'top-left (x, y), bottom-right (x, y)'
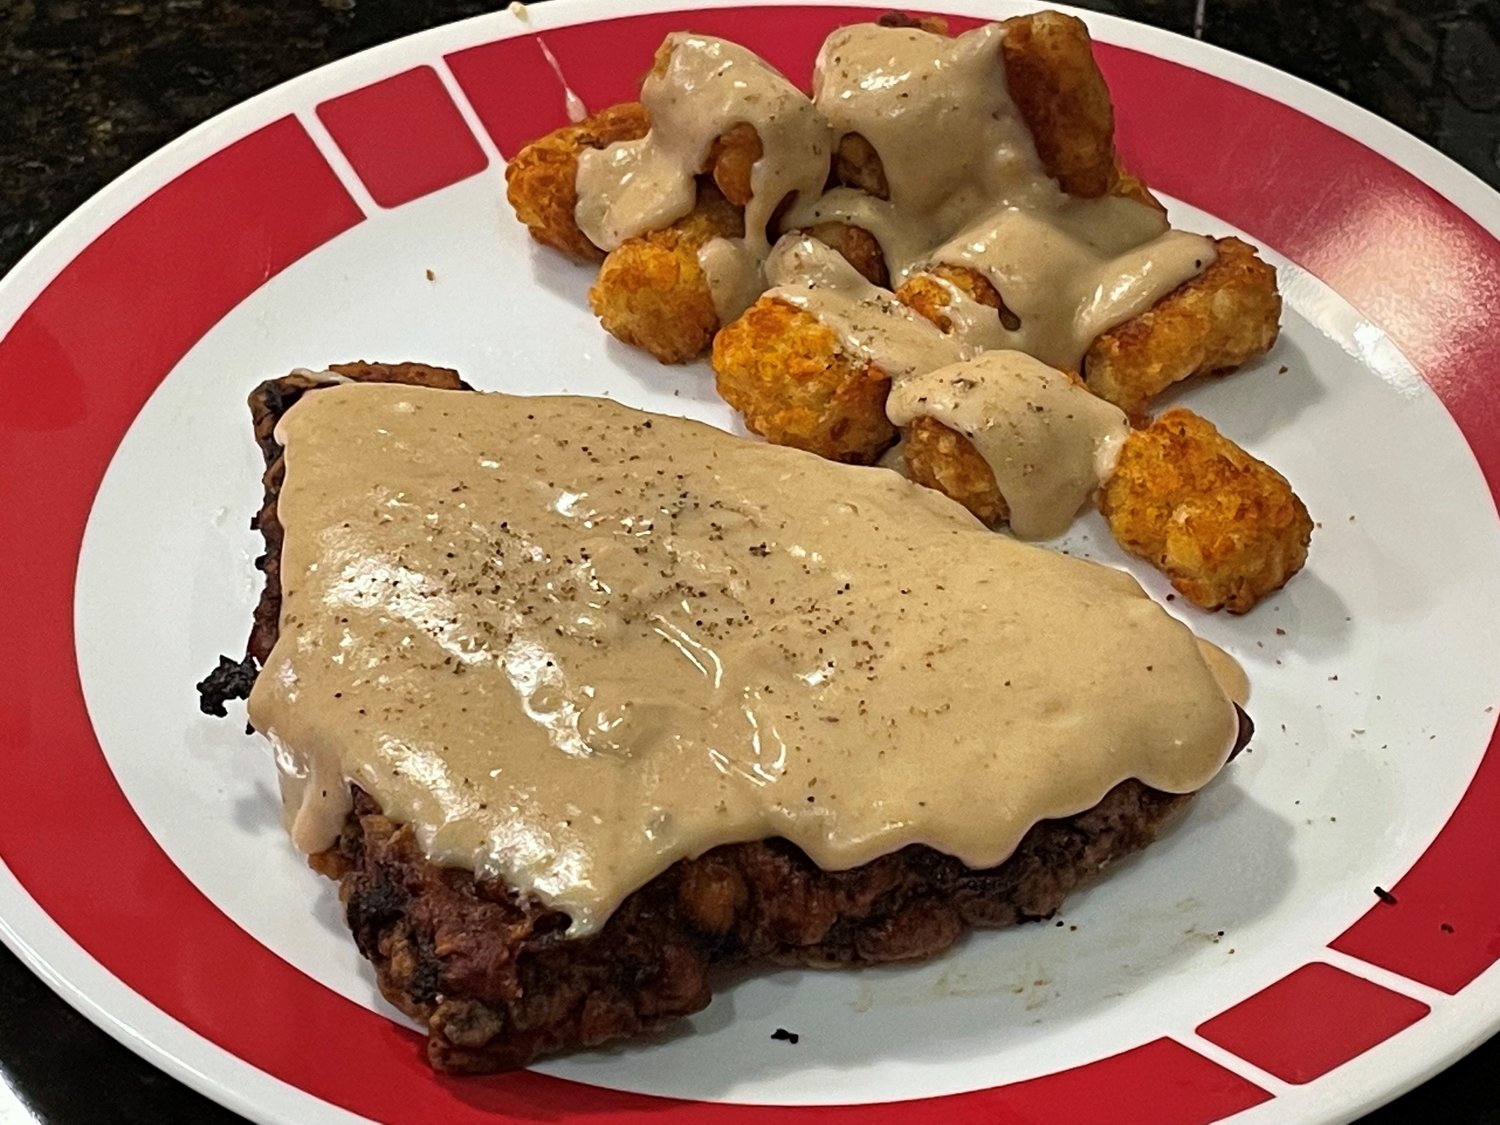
top-left (208, 363), bottom-right (1251, 1073)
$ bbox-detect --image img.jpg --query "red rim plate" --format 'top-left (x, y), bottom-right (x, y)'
top-left (1, 3), bottom-right (1497, 1121)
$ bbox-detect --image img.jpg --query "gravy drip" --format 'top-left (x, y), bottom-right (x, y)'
top-left (575, 34), bottom-right (830, 258)
top-left (697, 236), bottom-right (771, 324)
top-left (789, 23), bottom-right (1055, 278)
top-left (929, 198), bottom-right (1213, 368)
top-left (886, 352), bottom-right (1129, 538)
top-left (574, 22), bottom-right (1216, 370)
top-left (249, 383), bottom-right (1241, 935)
top-left (763, 236), bottom-right (969, 379)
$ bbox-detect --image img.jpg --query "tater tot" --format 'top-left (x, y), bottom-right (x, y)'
top-left (588, 187), bottom-right (745, 364)
top-left (1110, 164), bottom-right (1166, 213)
top-left (832, 132), bottom-right (890, 200)
top-left (895, 264), bottom-right (1016, 332)
top-left (903, 416), bottom-right (1009, 526)
top-left (712, 298), bottom-right (896, 463)
top-left (706, 121), bottom-right (762, 207)
top-left (504, 103), bottom-right (651, 263)
top-left (893, 327), bottom-right (1086, 525)
top-left (804, 222), bottom-right (891, 288)
top-left (1001, 12), bottom-right (1116, 199)
top-left (1099, 408), bottom-right (1312, 613)
top-left (1084, 237), bottom-right (1282, 421)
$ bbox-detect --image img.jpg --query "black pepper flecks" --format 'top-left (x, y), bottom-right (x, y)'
top-left (770, 1028), bottom-right (800, 1044)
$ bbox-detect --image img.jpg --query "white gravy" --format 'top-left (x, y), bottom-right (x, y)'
top-left (887, 352), bottom-right (1129, 538)
top-left (249, 383), bottom-right (1242, 935)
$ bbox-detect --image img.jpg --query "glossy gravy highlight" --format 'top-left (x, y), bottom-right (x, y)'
top-left (248, 383), bottom-right (1241, 935)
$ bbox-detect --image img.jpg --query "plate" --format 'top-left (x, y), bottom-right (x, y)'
top-left (2, 1), bottom-right (1499, 1121)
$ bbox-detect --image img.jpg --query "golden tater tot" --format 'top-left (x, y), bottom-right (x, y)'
top-left (706, 121), bottom-right (762, 207)
top-left (895, 350), bottom-right (1085, 524)
top-left (895, 264), bottom-right (1018, 332)
top-left (712, 298), bottom-right (895, 463)
top-left (904, 416), bottom-right (1009, 526)
top-left (1084, 237), bottom-right (1281, 421)
top-left (1100, 408), bottom-right (1311, 613)
top-left (504, 103), bottom-right (650, 263)
top-left (1110, 164), bottom-right (1166, 214)
top-left (589, 187), bottom-right (745, 364)
top-left (804, 222), bottom-right (890, 288)
top-left (840, 15), bottom-right (1146, 211)
top-left (832, 132), bottom-right (890, 199)
top-left (1001, 12), bottom-right (1116, 199)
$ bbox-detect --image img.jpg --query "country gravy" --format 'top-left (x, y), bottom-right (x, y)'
top-left (248, 383), bottom-right (1241, 935)
top-left (574, 22), bottom-right (1215, 366)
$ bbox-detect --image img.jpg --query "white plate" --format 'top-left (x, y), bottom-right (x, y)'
top-left (1, 2), bottom-right (1499, 1122)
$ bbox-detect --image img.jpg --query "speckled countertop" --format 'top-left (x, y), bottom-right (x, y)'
top-left (1, 1), bottom-right (1498, 1121)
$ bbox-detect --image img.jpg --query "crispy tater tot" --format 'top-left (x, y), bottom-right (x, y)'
top-left (1110, 164), bottom-right (1166, 213)
top-left (589, 187), bottom-right (745, 364)
top-left (1100, 408), bottom-right (1312, 613)
top-left (832, 132), bottom-right (891, 199)
top-left (1084, 237), bottom-right (1282, 421)
top-left (504, 103), bottom-right (651, 263)
top-left (904, 416), bottom-right (1010, 526)
top-left (895, 264), bottom-right (1019, 332)
top-left (1000, 12), bottom-right (1116, 199)
top-left (894, 338), bottom-right (1086, 524)
top-left (712, 298), bottom-right (896, 463)
top-left (804, 222), bottom-right (891, 287)
top-left (706, 121), bottom-right (762, 207)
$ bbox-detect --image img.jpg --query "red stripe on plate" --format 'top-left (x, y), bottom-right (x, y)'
top-left (1096, 42), bottom-right (1500, 997)
top-left (0, 113), bottom-right (361, 763)
top-left (0, 115), bottom-right (373, 1101)
top-left (1197, 963), bottom-right (1430, 1084)
top-left (447, 7), bottom-right (975, 158)
top-left (420, 1037), bottom-right (1269, 1125)
top-left (317, 66), bottom-right (489, 208)
top-left (935, 1037), bottom-right (1271, 1124)
top-left (445, 33), bottom-right (584, 159)
top-left (0, 6), bottom-right (1497, 1122)
top-left (1329, 749), bottom-right (1500, 992)
top-left (1099, 45), bottom-right (1500, 481)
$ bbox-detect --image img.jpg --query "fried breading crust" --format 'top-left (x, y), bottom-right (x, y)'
top-left (229, 367), bottom-right (1256, 1072)
top-left (875, 10), bottom-right (950, 35)
top-left (1084, 237), bottom-right (1282, 421)
top-left (504, 103), bottom-right (651, 263)
top-left (1100, 408), bottom-right (1311, 612)
top-left (334, 775), bottom-right (1199, 1072)
top-left (712, 297), bottom-right (896, 463)
top-left (589, 188), bottom-right (745, 364)
top-left (903, 416), bottom-right (1010, 525)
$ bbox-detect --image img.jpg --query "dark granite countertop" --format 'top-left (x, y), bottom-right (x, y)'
top-left (1, 1), bottom-right (1497, 1121)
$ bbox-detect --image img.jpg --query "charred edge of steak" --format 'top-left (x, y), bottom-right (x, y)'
top-left (195, 362), bottom-right (469, 712)
top-left (323, 773), bottom-right (1218, 1074)
top-left (223, 360), bottom-right (1254, 1073)
top-left (195, 654), bottom-right (260, 717)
